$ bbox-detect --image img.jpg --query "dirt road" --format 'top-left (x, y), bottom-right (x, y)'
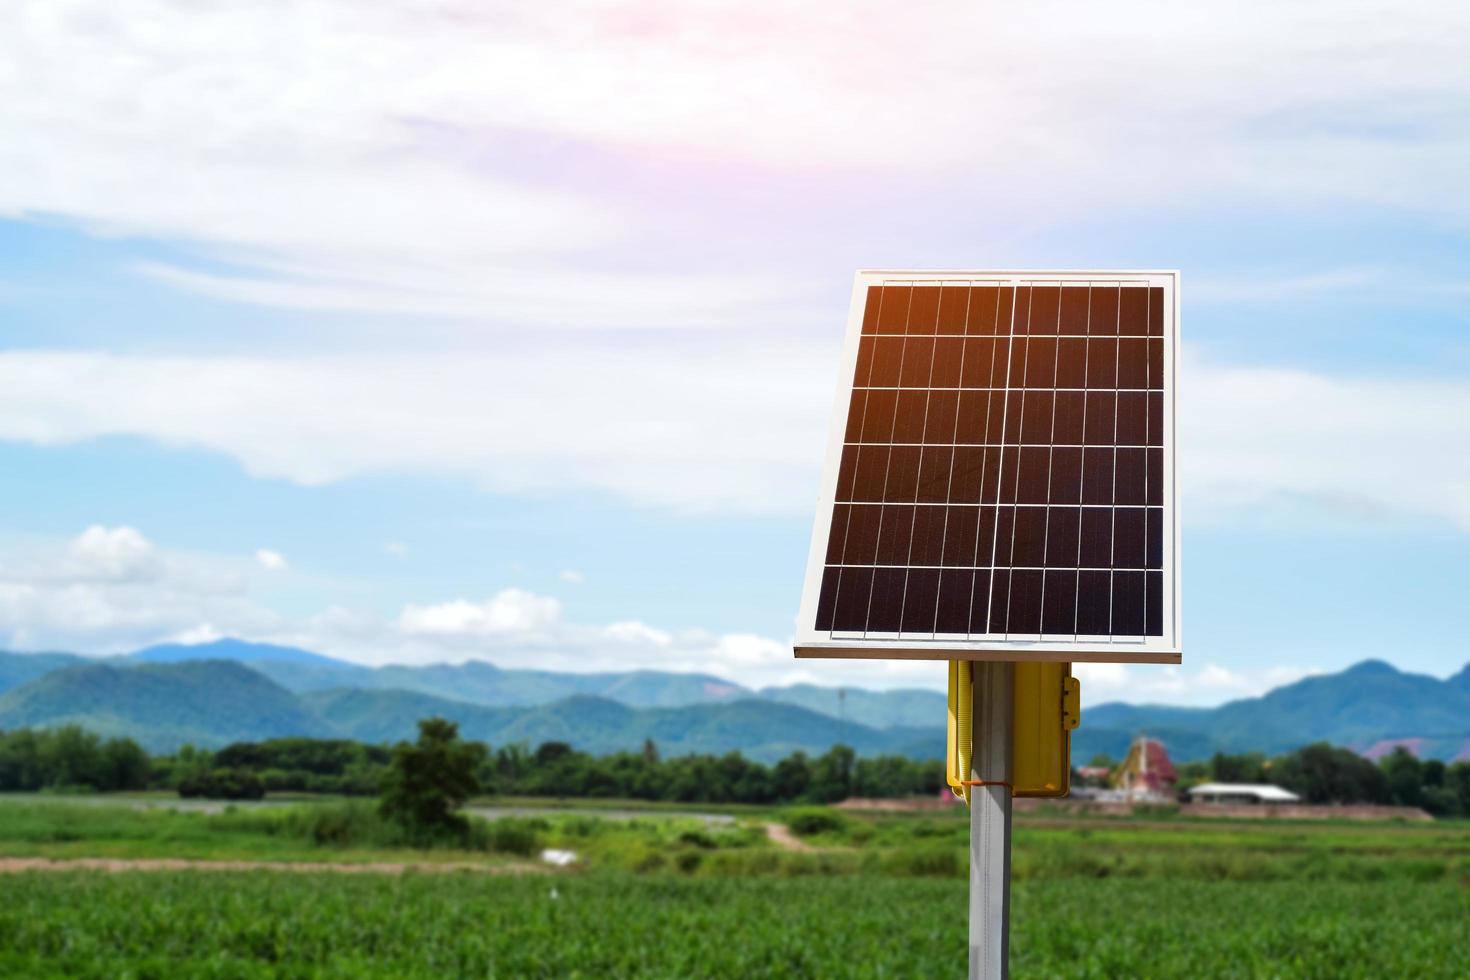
top-left (0, 857), bottom-right (546, 875)
top-left (763, 823), bottom-right (813, 852)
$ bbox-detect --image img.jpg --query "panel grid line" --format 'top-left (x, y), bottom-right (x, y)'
top-left (997, 286), bottom-right (1030, 640)
top-left (813, 276), bottom-right (1171, 647)
top-left (861, 284), bottom-right (913, 638)
top-left (931, 283), bottom-right (974, 638)
top-left (895, 285), bottom-right (942, 639)
top-left (1037, 283), bottom-right (1064, 638)
top-left (1071, 284), bottom-right (1093, 640)
top-left (968, 286), bottom-right (1006, 638)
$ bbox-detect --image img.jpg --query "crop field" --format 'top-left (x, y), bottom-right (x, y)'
top-left (0, 799), bottom-right (1466, 978)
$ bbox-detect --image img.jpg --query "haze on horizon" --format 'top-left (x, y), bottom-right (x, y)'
top-left (1, 1), bottom-right (1468, 707)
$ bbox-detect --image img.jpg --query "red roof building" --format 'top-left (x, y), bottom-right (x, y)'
top-left (1111, 735), bottom-right (1178, 799)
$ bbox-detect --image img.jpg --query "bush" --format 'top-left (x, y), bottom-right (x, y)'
top-left (486, 819), bottom-right (540, 857)
top-left (787, 809), bottom-right (847, 837)
top-left (178, 768), bottom-right (265, 801)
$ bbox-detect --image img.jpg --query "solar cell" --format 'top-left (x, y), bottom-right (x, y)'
top-left (797, 271), bottom-right (1180, 664)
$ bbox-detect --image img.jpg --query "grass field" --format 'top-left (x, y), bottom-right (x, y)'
top-left (0, 798), bottom-right (1466, 977)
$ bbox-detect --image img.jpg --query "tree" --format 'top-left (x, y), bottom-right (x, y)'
top-left (808, 745), bottom-right (855, 803)
top-left (379, 718), bottom-right (486, 840)
top-left (99, 737), bottom-right (151, 791)
top-left (1274, 743), bottom-right (1389, 805)
top-left (1379, 748), bottom-right (1424, 808)
top-left (1209, 752), bottom-right (1266, 784)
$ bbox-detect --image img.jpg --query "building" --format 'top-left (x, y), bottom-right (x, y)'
top-left (1186, 783), bottom-right (1302, 805)
top-left (1110, 735), bottom-right (1178, 801)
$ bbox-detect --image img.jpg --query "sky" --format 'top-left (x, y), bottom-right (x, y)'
top-left (1, 0), bottom-right (1468, 706)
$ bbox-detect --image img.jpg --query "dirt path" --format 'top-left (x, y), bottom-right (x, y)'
top-left (0, 857), bottom-right (547, 876)
top-left (764, 823), bottom-right (813, 852)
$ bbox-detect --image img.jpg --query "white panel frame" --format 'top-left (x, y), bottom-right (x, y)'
top-left (795, 270), bottom-right (1182, 664)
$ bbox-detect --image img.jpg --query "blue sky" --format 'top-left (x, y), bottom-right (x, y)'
top-left (2, 1), bottom-right (1468, 705)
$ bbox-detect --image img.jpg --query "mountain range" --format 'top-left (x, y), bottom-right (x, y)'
top-left (0, 640), bottom-right (1467, 764)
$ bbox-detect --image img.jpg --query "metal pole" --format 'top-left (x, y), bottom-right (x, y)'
top-left (969, 660), bottom-right (1014, 980)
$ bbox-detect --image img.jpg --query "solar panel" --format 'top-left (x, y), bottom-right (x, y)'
top-left (795, 271), bottom-right (1180, 664)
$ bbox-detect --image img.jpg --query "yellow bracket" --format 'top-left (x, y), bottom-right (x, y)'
top-left (945, 660), bottom-right (974, 804)
top-left (947, 661), bottom-right (1080, 804)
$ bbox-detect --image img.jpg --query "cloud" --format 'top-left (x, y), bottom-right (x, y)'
top-left (0, 527), bottom-right (271, 653)
top-left (65, 526), bottom-right (161, 583)
top-left (384, 542), bottom-right (409, 558)
top-left (5, 1), bottom-right (1470, 322)
top-left (1180, 353), bottom-right (1470, 530)
top-left (559, 569), bottom-right (584, 584)
top-left (0, 527), bottom-right (1334, 701)
top-left (255, 549), bottom-right (288, 571)
top-left (0, 347), bottom-right (828, 514)
top-left (2, 347), bottom-right (1468, 528)
top-left (398, 589), bottom-right (563, 637)
top-left (1073, 662), bottom-right (1322, 707)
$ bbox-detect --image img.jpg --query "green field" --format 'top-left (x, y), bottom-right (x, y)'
top-left (0, 798), bottom-right (1466, 977)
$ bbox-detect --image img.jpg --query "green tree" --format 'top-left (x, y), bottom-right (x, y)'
top-left (379, 718), bottom-right (486, 840)
top-left (1209, 752), bottom-right (1266, 784)
top-left (1379, 748), bottom-right (1424, 808)
top-left (808, 745), bottom-right (855, 803)
top-left (99, 737), bottom-right (151, 791)
top-left (1274, 743), bottom-right (1390, 805)
top-left (1445, 762), bottom-right (1470, 817)
top-left (773, 752), bottom-right (811, 801)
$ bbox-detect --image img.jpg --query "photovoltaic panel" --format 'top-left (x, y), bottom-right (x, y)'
top-left (795, 271), bottom-right (1181, 664)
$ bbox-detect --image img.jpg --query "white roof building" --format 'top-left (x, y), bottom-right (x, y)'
top-left (1186, 783), bottom-right (1301, 805)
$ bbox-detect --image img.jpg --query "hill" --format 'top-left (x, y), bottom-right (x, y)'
top-left (0, 657), bottom-right (944, 761)
top-left (4, 644), bottom-right (1469, 764)
top-left (304, 689), bottom-right (941, 764)
top-left (0, 650), bottom-right (89, 696)
top-left (162, 643), bottom-right (756, 710)
top-left (130, 638), bottom-right (353, 670)
top-left (1077, 660), bottom-right (1470, 762)
top-left (0, 660), bottom-right (328, 750)
top-left (757, 683), bottom-right (944, 729)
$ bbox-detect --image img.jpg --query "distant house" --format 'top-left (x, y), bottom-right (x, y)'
top-left (1111, 735), bottom-right (1177, 801)
top-left (1186, 783), bottom-right (1301, 805)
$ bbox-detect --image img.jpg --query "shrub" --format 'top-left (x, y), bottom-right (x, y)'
top-left (178, 768), bottom-right (265, 801)
top-left (787, 808), bottom-right (847, 837)
top-left (486, 819), bottom-right (540, 857)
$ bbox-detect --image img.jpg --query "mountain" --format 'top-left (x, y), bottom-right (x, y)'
top-left (1077, 660), bottom-right (1470, 762)
top-left (0, 660), bottom-right (329, 750)
top-left (130, 638), bottom-right (353, 670)
top-left (0, 656), bottom-right (943, 761)
top-left (305, 689), bottom-right (941, 764)
top-left (6, 643), bottom-right (1469, 765)
top-left (364, 663), bottom-right (749, 709)
top-left (758, 683), bottom-right (945, 729)
top-left (0, 650), bottom-right (89, 696)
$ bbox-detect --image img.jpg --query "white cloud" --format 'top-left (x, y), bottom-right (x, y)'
top-left (255, 548), bottom-right (288, 571)
top-left (0, 528), bottom-right (1335, 700)
top-left (384, 542), bottom-right (409, 558)
top-left (1, 347), bottom-right (1468, 528)
top-left (559, 569), bottom-right (584, 585)
top-left (65, 525), bottom-right (160, 582)
top-left (398, 589), bottom-right (562, 637)
top-left (5, 0), bottom-right (1470, 322)
top-left (1180, 354), bottom-right (1470, 531)
top-left (0, 347), bottom-right (828, 514)
top-left (603, 621), bottom-right (671, 647)
top-left (1074, 661), bottom-right (1323, 708)
top-left (0, 527), bottom-right (271, 653)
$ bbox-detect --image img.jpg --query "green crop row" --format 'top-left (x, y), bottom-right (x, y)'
top-left (0, 871), bottom-right (1466, 978)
